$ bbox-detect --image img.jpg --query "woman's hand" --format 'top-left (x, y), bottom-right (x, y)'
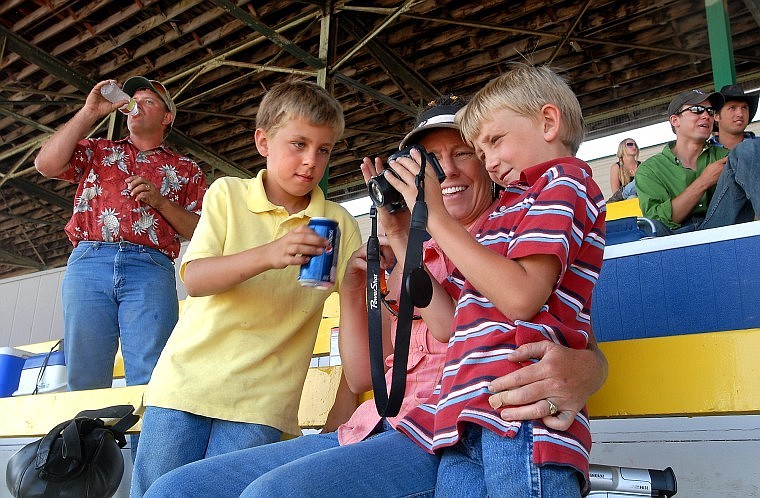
top-left (381, 148), bottom-right (446, 223)
top-left (361, 156), bottom-right (411, 239)
top-left (487, 342), bottom-right (608, 430)
top-left (341, 237), bottom-right (396, 293)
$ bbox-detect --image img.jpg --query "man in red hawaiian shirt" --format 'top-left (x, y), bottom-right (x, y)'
top-left (35, 76), bottom-right (207, 394)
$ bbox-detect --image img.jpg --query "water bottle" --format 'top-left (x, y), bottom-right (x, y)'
top-left (100, 82), bottom-right (138, 116)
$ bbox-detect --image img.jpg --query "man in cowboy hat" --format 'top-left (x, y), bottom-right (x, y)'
top-left (710, 83), bottom-right (759, 150)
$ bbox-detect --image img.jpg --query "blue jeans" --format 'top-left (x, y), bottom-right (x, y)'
top-left (622, 180), bottom-right (637, 200)
top-left (144, 420), bottom-right (438, 498)
top-left (62, 241), bottom-right (178, 390)
top-left (701, 138), bottom-right (760, 229)
top-left (131, 406), bottom-right (282, 498)
top-left (436, 423), bottom-right (581, 498)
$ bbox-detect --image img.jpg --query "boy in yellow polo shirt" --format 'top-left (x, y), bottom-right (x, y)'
top-left (130, 81), bottom-right (361, 497)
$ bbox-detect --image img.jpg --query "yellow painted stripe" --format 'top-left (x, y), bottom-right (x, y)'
top-left (0, 385), bottom-right (147, 438)
top-left (322, 292), bottom-right (340, 318)
top-left (313, 292), bottom-right (341, 355)
top-left (606, 198), bottom-right (642, 220)
top-left (314, 317), bottom-right (338, 355)
top-left (8, 328), bottom-right (758, 438)
top-left (297, 366), bottom-right (343, 428)
top-left (589, 328), bottom-right (760, 417)
top-left (0, 367), bottom-right (343, 437)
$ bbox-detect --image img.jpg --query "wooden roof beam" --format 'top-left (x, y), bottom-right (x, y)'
top-left (339, 14), bottom-right (439, 104)
top-left (209, 0), bottom-right (325, 69)
top-left (5, 178), bottom-right (71, 211)
top-left (0, 246), bottom-right (44, 270)
top-left (547, 0), bottom-right (593, 65)
top-left (742, 0), bottom-right (760, 29)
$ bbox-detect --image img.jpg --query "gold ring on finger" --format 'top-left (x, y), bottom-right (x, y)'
top-left (546, 399), bottom-right (559, 416)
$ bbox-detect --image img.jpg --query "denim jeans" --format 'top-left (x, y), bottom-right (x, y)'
top-left (622, 180), bottom-right (637, 200)
top-left (62, 241), bottom-right (178, 390)
top-left (131, 406), bottom-right (282, 498)
top-left (436, 423), bottom-right (581, 498)
top-left (144, 420), bottom-right (438, 498)
top-left (701, 138), bottom-right (760, 229)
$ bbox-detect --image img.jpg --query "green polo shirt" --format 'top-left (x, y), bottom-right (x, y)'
top-left (636, 141), bottom-right (728, 229)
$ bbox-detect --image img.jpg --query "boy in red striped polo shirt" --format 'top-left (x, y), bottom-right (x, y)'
top-left (390, 63), bottom-right (606, 496)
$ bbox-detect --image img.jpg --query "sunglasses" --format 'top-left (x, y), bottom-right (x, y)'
top-left (674, 105), bottom-right (716, 117)
top-left (625, 142), bottom-right (637, 147)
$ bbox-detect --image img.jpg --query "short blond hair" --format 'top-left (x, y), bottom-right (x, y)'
top-left (256, 80), bottom-right (344, 140)
top-left (457, 63), bottom-right (585, 154)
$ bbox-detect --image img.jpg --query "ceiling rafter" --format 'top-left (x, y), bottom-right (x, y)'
top-left (0, 246), bottom-right (43, 269)
top-left (339, 14), bottom-right (439, 104)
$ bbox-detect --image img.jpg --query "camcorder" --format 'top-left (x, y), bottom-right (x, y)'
top-left (588, 464), bottom-right (677, 497)
top-left (367, 144), bottom-right (445, 213)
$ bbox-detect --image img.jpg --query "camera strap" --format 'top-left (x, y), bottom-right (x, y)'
top-left (366, 165), bottom-right (433, 417)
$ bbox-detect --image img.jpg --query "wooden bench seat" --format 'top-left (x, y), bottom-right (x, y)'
top-left (0, 366), bottom-right (342, 438)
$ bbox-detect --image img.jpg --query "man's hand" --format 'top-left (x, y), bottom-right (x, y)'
top-left (697, 156), bottom-right (728, 190)
top-left (127, 175), bottom-right (165, 209)
top-left (85, 80), bottom-right (128, 119)
top-left (487, 342), bottom-right (607, 431)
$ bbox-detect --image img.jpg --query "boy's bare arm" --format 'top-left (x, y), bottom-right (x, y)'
top-left (427, 212), bottom-right (559, 321)
top-left (183, 225), bottom-right (327, 297)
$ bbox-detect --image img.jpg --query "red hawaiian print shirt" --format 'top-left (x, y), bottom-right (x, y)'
top-left (58, 137), bottom-right (207, 259)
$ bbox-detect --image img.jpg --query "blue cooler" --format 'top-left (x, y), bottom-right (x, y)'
top-left (13, 348), bottom-right (68, 396)
top-left (0, 347), bottom-right (33, 397)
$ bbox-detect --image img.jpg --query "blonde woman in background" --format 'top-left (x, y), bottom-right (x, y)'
top-left (608, 138), bottom-right (639, 202)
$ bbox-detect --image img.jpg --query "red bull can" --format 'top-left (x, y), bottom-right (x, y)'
top-left (299, 218), bottom-right (340, 290)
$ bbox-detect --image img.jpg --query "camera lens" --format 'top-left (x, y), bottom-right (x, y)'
top-left (369, 179), bottom-right (385, 206)
top-left (367, 173), bottom-right (405, 213)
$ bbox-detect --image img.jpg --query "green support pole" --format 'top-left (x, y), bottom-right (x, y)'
top-left (705, 0), bottom-right (737, 90)
top-left (317, 3), bottom-right (332, 196)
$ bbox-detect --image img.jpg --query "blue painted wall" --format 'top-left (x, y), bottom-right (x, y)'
top-left (591, 235), bottom-right (760, 342)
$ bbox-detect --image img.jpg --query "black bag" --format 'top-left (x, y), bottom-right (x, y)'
top-left (5, 405), bottom-right (139, 498)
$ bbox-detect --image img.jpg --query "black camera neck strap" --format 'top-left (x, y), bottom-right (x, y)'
top-left (366, 167), bottom-right (433, 417)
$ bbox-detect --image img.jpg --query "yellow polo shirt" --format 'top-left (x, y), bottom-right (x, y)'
top-left (144, 171), bottom-right (361, 435)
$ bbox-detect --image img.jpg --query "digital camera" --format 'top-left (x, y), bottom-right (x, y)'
top-left (367, 144), bottom-right (445, 214)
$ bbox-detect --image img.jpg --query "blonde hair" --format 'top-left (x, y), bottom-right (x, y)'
top-left (615, 138), bottom-right (639, 187)
top-left (256, 80), bottom-right (344, 139)
top-left (457, 63), bottom-right (585, 154)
